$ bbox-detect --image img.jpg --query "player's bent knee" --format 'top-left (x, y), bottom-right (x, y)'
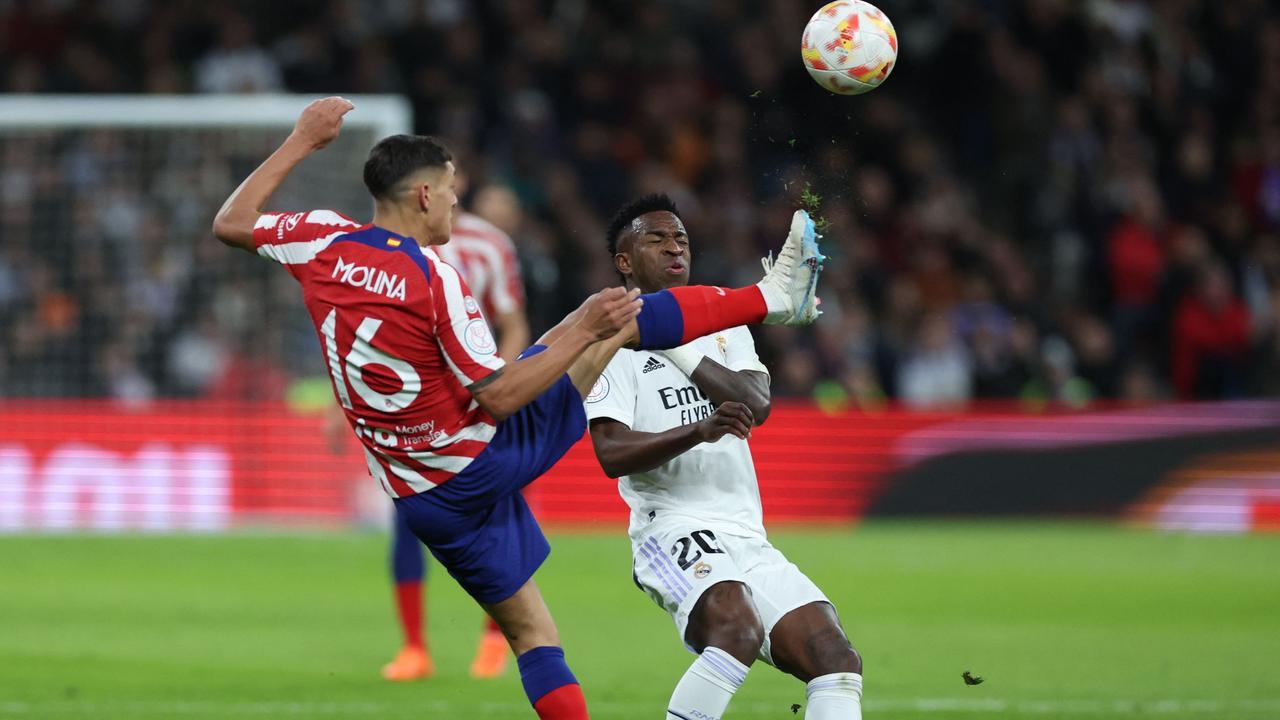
top-left (797, 628), bottom-right (861, 679)
top-left (816, 641), bottom-right (862, 676)
top-left (705, 614), bottom-right (765, 658)
top-left (770, 603), bottom-right (862, 681)
top-left (687, 582), bottom-right (765, 663)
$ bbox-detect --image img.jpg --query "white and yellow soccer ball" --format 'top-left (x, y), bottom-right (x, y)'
top-left (801, 0), bottom-right (898, 95)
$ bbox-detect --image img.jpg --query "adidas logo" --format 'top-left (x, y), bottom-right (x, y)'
top-left (642, 357), bottom-right (666, 374)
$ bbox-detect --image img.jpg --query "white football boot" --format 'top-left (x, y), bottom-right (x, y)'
top-left (757, 209), bottom-right (825, 325)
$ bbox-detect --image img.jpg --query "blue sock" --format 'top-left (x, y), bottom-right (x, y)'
top-left (391, 507), bottom-right (425, 583)
top-left (633, 290), bottom-right (684, 350)
top-left (517, 645), bottom-right (578, 705)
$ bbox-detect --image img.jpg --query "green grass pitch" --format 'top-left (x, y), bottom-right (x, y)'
top-left (1, 521), bottom-right (1278, 719)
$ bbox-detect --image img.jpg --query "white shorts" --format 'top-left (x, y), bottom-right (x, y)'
top-left (631, 515), bottom-right (830, 666)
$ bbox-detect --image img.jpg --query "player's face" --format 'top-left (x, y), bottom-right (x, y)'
top-left (617, 211), bottom-right (690, 292)
top-left (423, 162), bottom-right (458, 244)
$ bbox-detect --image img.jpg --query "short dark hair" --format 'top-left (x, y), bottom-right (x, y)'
top-left (605, 193), bottom-right (681, 257)
top-left (363, 134), bottom-right (453, 200)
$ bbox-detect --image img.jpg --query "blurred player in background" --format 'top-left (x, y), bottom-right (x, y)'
top-left (439, 162), bottom-right (532, 361)
top-left (586, 195), bottom-right (863, 720)
top-left (382, 171), bottom-right (530, 682)
top-left (211, 98), bottom-right (824, 719)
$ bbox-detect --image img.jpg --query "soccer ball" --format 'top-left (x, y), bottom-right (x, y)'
top-left (801, 0), bottom-right (898, 95)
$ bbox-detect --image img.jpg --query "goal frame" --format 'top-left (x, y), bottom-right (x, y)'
top-left (0, 93), bottom-right (411, 138)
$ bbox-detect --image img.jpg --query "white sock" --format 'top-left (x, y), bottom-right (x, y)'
top-left (665, 646), bottom-right (749, 720)
top-left (804, 672), bottom-right (863, 720)
top-left (755, 279), bottom-right (790, 321)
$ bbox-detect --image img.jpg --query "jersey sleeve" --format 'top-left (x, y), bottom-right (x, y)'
top-left (486, 231), bottom-right (526, 315)
top-left (721, 326), bottom-right (769, 376)
top-left (252, 209), bottom-right (363, 269)
top-left (428, 255), bottom-right (506, 388)
top-left (584, 354), bottom-right (637, 428)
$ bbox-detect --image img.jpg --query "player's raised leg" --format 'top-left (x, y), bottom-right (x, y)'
top-left (627, 206), bottom-right (822, 347)
top-left (382, 509), bottom-right (434, 681)
top-left (555, 205), bottom-right (823, 398)
top-left (482, 580), bottom-right (589, 720)
top-left (767, 603), bottom-right (863, 720)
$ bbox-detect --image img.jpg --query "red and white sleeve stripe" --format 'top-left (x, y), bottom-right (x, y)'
top-left (425, 249), bottom-right (505, 387)
top-left (456, 214), bottom-right (525, 315)
top-left (253, 209), bottom-right (362, 265)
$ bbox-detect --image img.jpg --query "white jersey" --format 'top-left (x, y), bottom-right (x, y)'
top-left (584, 326), bottom-right (768, 539)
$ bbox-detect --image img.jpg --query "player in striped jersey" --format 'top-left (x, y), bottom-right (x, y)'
top-left (382, 203), bottom-right (530, 682)
top-left (212, 97), bottom-right (824, 720)
top-left (440, 209), bottom-right (529, 358)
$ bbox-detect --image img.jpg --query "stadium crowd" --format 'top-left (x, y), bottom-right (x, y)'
top-left (2, 0), bottom-right (1280, 406)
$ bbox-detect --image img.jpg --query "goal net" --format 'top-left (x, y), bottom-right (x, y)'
top-left (0, 95), bottom-right (410, 532)
top-left (0, 94), bottom-right (409, 401)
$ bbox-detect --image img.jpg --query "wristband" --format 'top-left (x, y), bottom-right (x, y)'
top-left (659, 343), bottom-right (707, 377)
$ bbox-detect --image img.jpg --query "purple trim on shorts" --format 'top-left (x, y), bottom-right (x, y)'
top-left (638, 542), bottom-right (687, 604)
top-left (646, 537), bottom-right (693, 593)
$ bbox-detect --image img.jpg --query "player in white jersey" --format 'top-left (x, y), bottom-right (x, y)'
top-left (585, 195), bottom-right (865, 720)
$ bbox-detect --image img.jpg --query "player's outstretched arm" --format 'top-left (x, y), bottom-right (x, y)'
top-left (212, 96), bottom-right (354, 251)
top-left (588, 402), bottom-right (754, 479)
top-left (471, 287), bottom-right (642, 420)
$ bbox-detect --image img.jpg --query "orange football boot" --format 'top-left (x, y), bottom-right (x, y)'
top-left (468, 629), bottom-right (510, 678)
top-left (381, 646), bottom-right (434, 681)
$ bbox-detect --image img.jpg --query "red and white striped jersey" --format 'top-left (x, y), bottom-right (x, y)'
top-left (436, 212), bottom-right (524, 320)
top-left (253, 209), bottom-right (505, 498)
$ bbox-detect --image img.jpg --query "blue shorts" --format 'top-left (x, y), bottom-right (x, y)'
top-left (393, 347), bottom-right (586, 605)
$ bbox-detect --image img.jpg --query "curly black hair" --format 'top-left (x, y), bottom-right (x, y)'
top-left (604, 193), bottom-right (681, 257)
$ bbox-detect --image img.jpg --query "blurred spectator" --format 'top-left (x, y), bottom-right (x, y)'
top-left (1119, 361), bottom-right (1163, 403)
top-left (1107, 178), bottom-right (1167, 354)
top-left (971, 316), bottom-right (1037, 399)
top-left (1171, 264), bottom-right (1252, 399)
top-left (1067, 312), bottom-right (1120, 398)
top-left (167, 315), bottom-right (230, 396)
top-left (1252, 289), bottom-right (1280, 395)
top-left (194, 13), bottom-right (284, 93)
top-left (898, 312), bottom-right (971, 408)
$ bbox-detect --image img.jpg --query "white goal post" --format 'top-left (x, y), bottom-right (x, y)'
top-left (0, 93), bottom-right (411, 136)
top-left (0, 93), bottom-right (413, 223)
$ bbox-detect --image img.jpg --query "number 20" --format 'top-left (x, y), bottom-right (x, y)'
top-left (671, 529), bottom-right (724, 571)
top-left (322, 308), bottom-right (421, 412)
